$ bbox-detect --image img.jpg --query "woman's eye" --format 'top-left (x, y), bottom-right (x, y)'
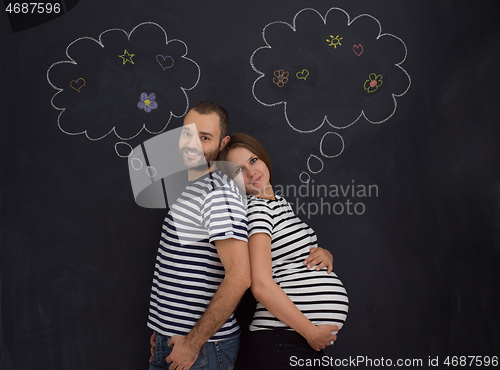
top-left (250, 157), bottom-right (258, 164)
top-left (234, 167), bottom-right (242, 175)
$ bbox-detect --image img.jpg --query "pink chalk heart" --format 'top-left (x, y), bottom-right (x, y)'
top-left (70, 78), bottom-right (86, 92)
top-left (353, 44), bottom-right (363, 56)
top-left (156, 55), bottom-right (174, 70)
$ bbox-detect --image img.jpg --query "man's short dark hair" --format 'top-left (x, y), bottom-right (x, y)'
top-left (188, 101), bottom-right (229, 143)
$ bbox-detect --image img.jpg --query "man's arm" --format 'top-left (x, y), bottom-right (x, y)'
top-left (165, 238), bottom-right (250, 369)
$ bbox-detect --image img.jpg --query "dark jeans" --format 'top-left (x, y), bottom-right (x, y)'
top-left (244, 329), bottom-right (333, 370)
top-left (150, 332), bottom-right (240, 370)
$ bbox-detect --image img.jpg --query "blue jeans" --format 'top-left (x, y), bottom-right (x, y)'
top-left (149, 332), bottom-right (240, 370)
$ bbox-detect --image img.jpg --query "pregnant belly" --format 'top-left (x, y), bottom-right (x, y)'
top-left (279, 269), bottom-right (349, 330)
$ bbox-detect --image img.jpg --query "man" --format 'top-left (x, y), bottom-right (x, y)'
top-left (148, 101), bottom-right (250, 370)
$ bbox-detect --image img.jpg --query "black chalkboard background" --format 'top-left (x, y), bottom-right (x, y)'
top-left (1, 1), bottom-right (499, 369)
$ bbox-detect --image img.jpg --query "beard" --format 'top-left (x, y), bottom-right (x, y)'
top-left (180, 146), bottom-right (219, 171)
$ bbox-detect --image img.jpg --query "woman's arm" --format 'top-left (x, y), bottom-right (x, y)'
top-left (249, 233), bottom-right (337, 351)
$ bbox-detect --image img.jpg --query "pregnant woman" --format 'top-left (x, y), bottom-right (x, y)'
top-left (220, 133), bottom-right (349, 370)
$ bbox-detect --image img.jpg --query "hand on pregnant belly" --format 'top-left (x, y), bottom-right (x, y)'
top-left (305, 324), bottom-right (339, 351)
top-left (303, 247), bottom-right (333, 273)
top-left (279, 268), bottom-right (349, 333)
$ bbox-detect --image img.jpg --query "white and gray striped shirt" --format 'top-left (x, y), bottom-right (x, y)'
top-left (246, 194), bottom-right (348, 331)
top-left (148, 170), bottom-right (248, 341)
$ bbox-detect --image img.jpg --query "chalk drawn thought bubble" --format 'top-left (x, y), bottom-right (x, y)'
top-left (47, 22), bottom-right (200, 145)
top-left (250, 7), bottom-right (411, 133)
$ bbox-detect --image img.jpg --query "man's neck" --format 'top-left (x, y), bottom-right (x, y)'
top-left (187, 163), bottom-right (218, 181)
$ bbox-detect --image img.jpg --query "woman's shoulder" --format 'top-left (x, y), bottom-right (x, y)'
top-left (247, 194), bottom-right (287, 205)
top-left (247, 194), bottom-right (290, 214)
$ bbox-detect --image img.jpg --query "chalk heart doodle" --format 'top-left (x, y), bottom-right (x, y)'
top-left (353, 44), bottom-right (363, 56)
top-left (296, 69), bottom-right (309, 80)
top-left (156, 55), bottom-right (174, 70)
top-left (70, 78), bottom-right (86, 92)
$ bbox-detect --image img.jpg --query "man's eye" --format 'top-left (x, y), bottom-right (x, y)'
top-left (201, 136), bottom-right (209, 141)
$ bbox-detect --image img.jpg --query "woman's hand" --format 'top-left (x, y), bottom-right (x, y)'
top-left (304, 247), bottom-right (333, 273)
top-left (305, 324), bottom-right (339, 351)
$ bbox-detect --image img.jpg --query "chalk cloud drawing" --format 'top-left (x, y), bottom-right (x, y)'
top-left (250, 7), bottom-right (410, 178)
top-left (47, 22), bottom-right (201, 157)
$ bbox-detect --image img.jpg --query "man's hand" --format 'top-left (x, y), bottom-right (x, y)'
top-left (303, 247), bottom-right (333, 273)
top-left (165, 335), bottom-right (201, 370)
top-left (149, 332), bottom-right (156, 363)
top-left (305, 324), bottom-right (338, 351)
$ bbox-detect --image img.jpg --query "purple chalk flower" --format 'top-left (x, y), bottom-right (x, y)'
top-left (137, 92), bottom-right (158, 113)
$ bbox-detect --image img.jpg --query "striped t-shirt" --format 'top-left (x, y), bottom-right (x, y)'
top-left (147, 170), bottom-right (248, 341)
top-left (246, 194), bottom-right (349, 331)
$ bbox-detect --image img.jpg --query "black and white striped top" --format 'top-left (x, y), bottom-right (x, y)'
top-left (148, 170), bottom-right (248, 341)
top-left (247, 194), bottom-right (348, 331)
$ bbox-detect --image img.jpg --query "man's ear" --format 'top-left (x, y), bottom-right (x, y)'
top-left (219, 135), bottom-right (230, 151)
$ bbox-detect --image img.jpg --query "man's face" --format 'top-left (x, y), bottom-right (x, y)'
top-left (178, 110), bottom-right (222, 169)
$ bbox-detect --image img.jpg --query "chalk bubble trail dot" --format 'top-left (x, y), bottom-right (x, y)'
top-left (115, 142), bottom-right (134, 158)
top-left (320, 132), bottom-right (345, 158)
top-left (146, 166), bottom-right (157, 177)
top-left (307, 154), bottom-right (324, 174)
top-left (131, 158), bottom-right (143, 170)
top-left (299, 172), bottom-right (311, 183)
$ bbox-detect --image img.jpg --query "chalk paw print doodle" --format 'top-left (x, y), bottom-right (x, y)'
top-left (273, 69), bottom-right (289, 87)
top-left (70, 78), bottom-right (86, 92)
top-left (156, 55), bottom-right (174, 70)
top-left (353, 44), bottom-right (363, 56)
top-left (296, 69), bottom-right (309, 80)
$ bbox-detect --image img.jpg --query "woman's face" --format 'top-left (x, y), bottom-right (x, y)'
top-left (225, 146), bottom-right (274, 199)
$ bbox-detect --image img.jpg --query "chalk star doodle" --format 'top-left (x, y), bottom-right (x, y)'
top-left (156, 55), bottom-right (174, 70)
top-left (327, 35), bottom-right (343, 48)
top-left (296, 69), bottom-right (309, 80)
top-left (47, 22), bottom-right (201, 157)
top-left (119, 49), bottom-right (135, 65)
top-left (273, 69), bottom-right (289, 87)
top-left (70, 78), bottom-right (86, 92)
top-left (364, 73), bottom-right (383, 93)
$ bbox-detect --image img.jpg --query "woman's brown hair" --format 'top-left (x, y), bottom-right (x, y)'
top-left (219, 133), bottom-right (273, 185)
